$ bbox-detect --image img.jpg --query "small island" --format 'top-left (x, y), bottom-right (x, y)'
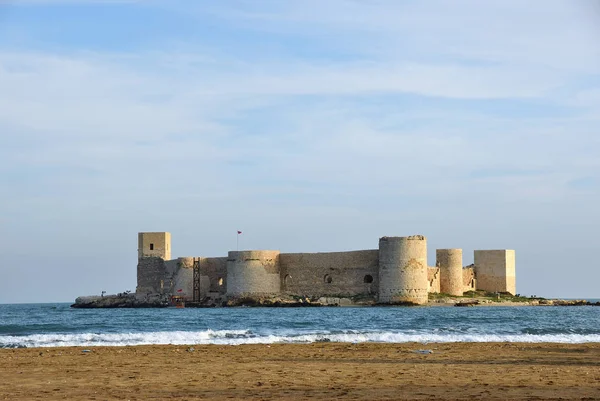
top-left (72, 232), bottom-right (596, 308)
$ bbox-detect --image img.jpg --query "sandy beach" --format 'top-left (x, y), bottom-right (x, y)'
top-left (1, 342), bottom-right (599, 400)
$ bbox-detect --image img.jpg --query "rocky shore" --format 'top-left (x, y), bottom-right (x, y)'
top-left (71, 294), bottom-right (170, 308)
top-left (430, 297), bottom-right (599, 307)
top-left (71, 292), bottom-right (600, 308)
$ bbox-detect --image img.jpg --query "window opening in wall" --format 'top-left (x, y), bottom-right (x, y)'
top-left (150, 243), bottom-right (154, 250)
top-left (284, 274), bottom-right (292, 285)
top-left (363, 275), bottom-right (373, 284)
top-left (324, 274), bottom-right (332, 284)
top-left (470, 279), bottom-right (475, 288)
top-left (218, 278), bottom-right (224, 286)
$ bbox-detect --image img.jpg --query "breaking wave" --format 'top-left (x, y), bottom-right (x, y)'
top-left (2, 303), bottom-right (599, 348)
top-left (2, 329), bottom-right (600, 348)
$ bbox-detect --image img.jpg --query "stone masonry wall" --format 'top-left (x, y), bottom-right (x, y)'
top-left (138, 232), bottom-right (171, 260)
top-left (168, 257), bottom-right (194, 299)
top-left (136, 257), bottom-right (166, 295)
top-left (378, 236), bottom-right (428, 304)
top-left (198, 257), bottom-right (228, 296)
top-left (437, 249), bottom-right (464, 296)
top-left (134, 232), bottom-right (515, 303)
top-left (462, 265), bottom-right (476, 293)
top-left (280, 250), bottom-right (379, 298)
top-left (227, 251), bottom-right (281, 297)
top-left (158, 256), bottom-right (228, 301)
top-left (474, 250), bottom-right (516, 294)
top-left (427, 267), bottom-right (440, 293)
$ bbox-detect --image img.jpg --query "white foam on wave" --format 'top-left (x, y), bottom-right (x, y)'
top-left (2, 330), bottom-right (600, 348)
top-left (0, 329), bottom-right (255, 348)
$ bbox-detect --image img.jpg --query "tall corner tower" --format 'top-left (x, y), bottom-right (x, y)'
top-left (138, 232), bottom-right (171, 261)
top-left (378, 235), bottom-right (428, 305)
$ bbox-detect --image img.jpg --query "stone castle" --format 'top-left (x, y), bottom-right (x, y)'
top-left (136, 232), bottom-right (516, 305)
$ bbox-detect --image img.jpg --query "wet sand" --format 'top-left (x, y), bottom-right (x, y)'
top-left (1, 342), bottom-right (599, 400)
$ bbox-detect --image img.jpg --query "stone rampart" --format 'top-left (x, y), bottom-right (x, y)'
top-left (136, 257), bottom-right (166, 295)
top-left (155, 256), bottom-right (228, 301)
top-left (280, 250), bottom-right (378, 298)
top-left (132, 232), bottom-right (515, 306)
top-left (198, 257), bottom-right (228, 296)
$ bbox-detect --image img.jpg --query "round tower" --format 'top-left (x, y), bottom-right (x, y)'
top-left (378, 235), bottom-right (428, 305)
top-left (172, 257), bottom-right (194, 298)
top-left (437, 249), bottom-right (463, 296)
top-left (226, 250), bottom-right (281, 298)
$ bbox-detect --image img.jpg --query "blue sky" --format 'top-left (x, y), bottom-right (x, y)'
top-left (0, 0), bottom-right (599, 303)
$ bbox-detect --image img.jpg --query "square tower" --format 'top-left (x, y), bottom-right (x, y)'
top-left (474, 250), bottom-right (515, 295)
top-left (138, 232), bottom-right (171, 260)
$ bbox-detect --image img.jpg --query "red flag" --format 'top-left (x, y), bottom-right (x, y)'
top-left (237, 230), bottom-right (242, 234)
top-left (177, 289), bottom-right (183, 292)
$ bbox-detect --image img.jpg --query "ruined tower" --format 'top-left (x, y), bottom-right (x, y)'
top-left (378, 235), bottom-right (428, 305)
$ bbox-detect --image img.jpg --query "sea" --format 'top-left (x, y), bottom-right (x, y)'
top-left (1, 303), bottom-right (599, 348)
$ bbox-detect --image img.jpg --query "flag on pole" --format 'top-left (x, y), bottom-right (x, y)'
top-left (237, 230), bottom-right (242, 234)
top-left (177, 289), bottom-right (183, 293)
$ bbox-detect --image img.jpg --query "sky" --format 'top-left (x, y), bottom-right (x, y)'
top-left (0, 0), bottom-right (599, 303)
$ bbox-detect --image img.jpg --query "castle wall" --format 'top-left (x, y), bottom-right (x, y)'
top-left (136, 257), bottom-right (166, 295)
top-left (198, 257), bottom-right (228, 296)
top-left (280, 250), bottom-right (379, 298)
top-left (169, 257), bottom-right (194, 299)
top-left (437, 249), bottom-right (464, 296)
top-left (462, 265), bottom-right (476, 293)
top-left (166, 257), bottom-right (228, 300)
top-left (378, 236), bottom-right (428, 304)
top-left (474, 250), bottom-right (516, 294)
top-left (226, 250), bottom-right (281, 298)
top-left (133, 232), bottom-right (516, 304)
top-left (427, 267), bottom-right (440, 293)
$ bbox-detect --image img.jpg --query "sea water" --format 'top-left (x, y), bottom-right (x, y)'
top-left (0, 303), bottom-right (599, 348)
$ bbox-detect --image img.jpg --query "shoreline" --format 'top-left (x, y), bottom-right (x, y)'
top-left (2, 342), bottom-right (599, 400)
top-left (70, 293), bottom-right (600, 308)
top-left (3, 340), bottom-right (600, 349)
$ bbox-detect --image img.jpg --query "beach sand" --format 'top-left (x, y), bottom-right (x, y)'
top-left (1, 342), bottom-right (599, 400)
